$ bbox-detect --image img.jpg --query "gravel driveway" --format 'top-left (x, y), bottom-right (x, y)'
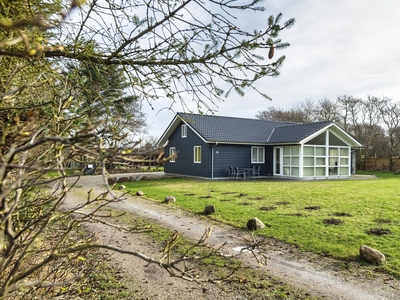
top-left (64, 173), bottom-right (399, 300)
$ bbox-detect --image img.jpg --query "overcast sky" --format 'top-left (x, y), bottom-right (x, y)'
top-left (144, 0), bottom-right (400, 139)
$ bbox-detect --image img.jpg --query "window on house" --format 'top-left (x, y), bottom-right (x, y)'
top-left (169, 147), bottom-right (176, 162)
top-left (181, 125), bottom-right (187, 138)
top-left (251, 147), bottom-right (264, 163)
top-left (194, 146), bottom-right (201, 163)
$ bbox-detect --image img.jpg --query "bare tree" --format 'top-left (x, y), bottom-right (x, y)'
top-left (256, 99), bottom-right (316, 123)
top-left (0, 0), bottom-right (294, 297)
top-left (314, 98), bottom-right (341, 123)
top-left (380, 99), bottom-right (400, 171)
top-left (336, 95), bottom-right (362, 133)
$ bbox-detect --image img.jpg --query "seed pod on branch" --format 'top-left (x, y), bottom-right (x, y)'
top-left (268, 45), bottom-right (274, 59)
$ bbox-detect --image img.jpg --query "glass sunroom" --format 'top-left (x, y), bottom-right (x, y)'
top-left (273, 130), bottom-right (354, 179)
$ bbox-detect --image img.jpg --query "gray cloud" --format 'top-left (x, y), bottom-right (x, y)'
top-left (146, 0), bottom-right (400, 138)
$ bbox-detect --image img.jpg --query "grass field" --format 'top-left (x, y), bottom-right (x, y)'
top-left (123, 172), bottom-right (400, 276)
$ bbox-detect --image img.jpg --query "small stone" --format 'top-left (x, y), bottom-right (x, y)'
top-left (359, 245), bottom-right (385, 264)
top-left (164, 196), bottom-right (176, 204)
top-left (204, 205), bottom-right (216, 215)
top-left (118, 185), bottom-right (126, 190)
top-left (247, 217), bottom-right (265, 231)
top-left (136, 190), bottom-right (144, 196)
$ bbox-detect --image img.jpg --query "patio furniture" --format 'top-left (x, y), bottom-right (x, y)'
top-left (234, 166), bottom-right (246, 180)
top-left (251, 165), bottom-right (260, 179)
top-left (228, 166), bottom-right (235, 179)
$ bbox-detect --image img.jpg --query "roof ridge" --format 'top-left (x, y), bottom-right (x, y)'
top-left (274, 120), bottom-right (332, 129)
top-left (177, 112), bottom-right (297, 125)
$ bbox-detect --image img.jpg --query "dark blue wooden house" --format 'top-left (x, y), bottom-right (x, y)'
top-left (157, 113), bottom-right (363, 179)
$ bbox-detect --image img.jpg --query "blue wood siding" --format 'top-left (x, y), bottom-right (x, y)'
top-left (164, 121), bottom-right (210, 177)
top-left (211, 144), bottom-right (273, 178)
top-left (163, 121), bottom-right (275, 179)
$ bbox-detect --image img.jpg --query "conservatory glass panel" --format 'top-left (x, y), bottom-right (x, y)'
top-left (303, 157), bottom-right (314, 166)
top-left (340, 148), bottom-right (349, 156)
top-left (306, 133), bottom-right (326, 145)
top-left (329, 132), bottom-right (347, 146)
top-left (340, 167), bottom-right (349, 175)
top-left (283, 167), bottom-right (290, 176)
top-left (283, 157), bottom-right (290, 166)
top-left (303, 167), bottom-right (314, 176)
top-left (292, 146), bottom-right (300, 155)
top-left (329, 148), bottom-right (339, 156)
top-left (316, 167), bottom-right (325, 176)
top-left (292, 167), bottom-right (299, 176)
top-left (316, 147), bottom-right (326, 156)
top-left (283, 147), bottom-right (291, 155)
top-left (329, 157), bottom-right (338, 166)
top-left (303, 146), bottom-right (314, 155)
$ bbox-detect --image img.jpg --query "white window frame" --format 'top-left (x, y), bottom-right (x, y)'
top-left (251, 147), bottom-right (265, 163)
top-left (181, 124), bottom-right (187, 138)
top-left (194, 146), bottom-right (201, 163)
top-left (169, 147), bottom-right (176, 162)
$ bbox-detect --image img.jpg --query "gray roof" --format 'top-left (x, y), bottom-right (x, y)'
top-left (268, 121), bottom-right (333, 143)
top-left (177, 113), bottom-right (332, 144)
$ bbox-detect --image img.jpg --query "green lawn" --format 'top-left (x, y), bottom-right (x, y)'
top-left (123, 173), bottom-right (400, 276)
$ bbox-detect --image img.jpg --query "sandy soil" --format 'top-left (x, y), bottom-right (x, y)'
top-left (63, 173), bottom-right (400, 299)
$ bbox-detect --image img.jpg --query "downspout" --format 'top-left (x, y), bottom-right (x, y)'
top-left (211, 142), bottom-right (218, 179)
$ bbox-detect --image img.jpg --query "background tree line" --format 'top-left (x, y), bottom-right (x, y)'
top-left (256, 95), bottom-right (400, 171)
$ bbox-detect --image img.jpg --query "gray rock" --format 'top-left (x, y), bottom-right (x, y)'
top-left (136, 190), bottom-right (144, 196)
top-left (164, 196), bottom-right (176, 204)
top-left (359, 245), bottom-right (385, 264)
top-left (247, 217), bottom-right (265, 231)
top-left (118, 176), bottom-right (129, 183)
top-left (204, 205), bottom-right (216, 215)
top-left (118, 185), bottom-right (126, 190)
top-left (107, 177), bottom-right (117, 185)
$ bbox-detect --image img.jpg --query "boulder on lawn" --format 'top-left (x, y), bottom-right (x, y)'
top-left (247, 217), bottom-right (265, 231)
top-left (204, 205), bottom-right (216, 215)
top-left (118, 176), bottom-right (129, 183)
top-left (136, 190), bottom-right (144, 196)
top-left (107, 177), bottom-right (117, 185)
top-left (118, 184), bottom-right (126, 190)
top-left (359, 245), bottom-right (385, 264)
top-left (164, 196), bottom-right (176, 204)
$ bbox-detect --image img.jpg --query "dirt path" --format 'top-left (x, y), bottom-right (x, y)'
top-left (65, 173), bottom-right (400, 299)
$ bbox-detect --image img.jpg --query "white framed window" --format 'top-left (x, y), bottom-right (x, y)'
top-left (282, 146), bottom-right (300, 176)
top-left (251, 147), bottom-right (265, 163)
top-left (194, 146), bottom-right (201, 163)
top-left (169, 147), bottom-right (176, 162)
top-left (181, 125), bottom-right (187, 138)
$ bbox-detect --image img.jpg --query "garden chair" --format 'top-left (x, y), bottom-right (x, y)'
top-left (234, 166), bottom-right (245, 180)
top-left (252, 166), bottom-right (260, 179)
top-left (228, 166), bottom-right (235, 179)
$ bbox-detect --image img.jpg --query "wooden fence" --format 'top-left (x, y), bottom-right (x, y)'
top-left (362, 158), bottom-right (399, 171)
